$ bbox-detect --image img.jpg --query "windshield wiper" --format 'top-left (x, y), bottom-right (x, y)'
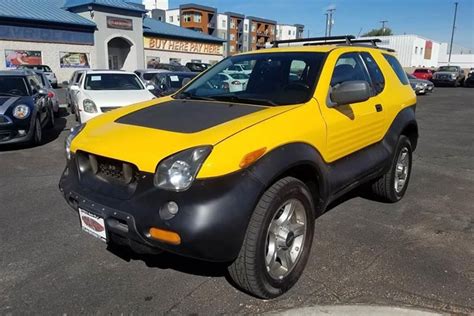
top-left (210, 94), bottom-right (277, 106)
top-left (176, 91), bottom-right (216, 101)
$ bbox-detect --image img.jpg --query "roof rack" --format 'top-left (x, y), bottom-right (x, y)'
top-left (270, 35), bottom-right (396, 52)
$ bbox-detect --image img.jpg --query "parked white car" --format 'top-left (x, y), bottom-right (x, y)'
top-left (219, 72), bottom-right (249, 92)
top-left (224, 64), bottom-right (253, 75)
top-left (70, 70), bottom-right (155, 123)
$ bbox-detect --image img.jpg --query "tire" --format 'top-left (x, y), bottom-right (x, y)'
top-left (228, 177), bottom-right (315, 299)
top-left (30, 116), bottom-right (42, 146)
top-left (371, 135), bottom-right (413, 202)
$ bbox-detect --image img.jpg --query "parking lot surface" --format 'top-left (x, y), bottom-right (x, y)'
top-left (0, 88), bottom-right (473, 314)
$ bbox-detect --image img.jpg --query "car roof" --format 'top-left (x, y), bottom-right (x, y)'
top-left (135, 69), bottom-right (170, 73)
top-left (160, 71), bottom-right (197, 76)
top-left (0, 69), bottom-right (36, 76)
top-left (237, 44), bottom-right (396, 56)
top-left (83, 70), bottom-right (136, 75)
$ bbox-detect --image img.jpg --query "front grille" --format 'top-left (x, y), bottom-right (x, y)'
top-left (0, 115), bottom-right (12, 125)
top-left (101, 107), bottom-right (121, 113)
top-left (77, 152), bottom-right (139, 185)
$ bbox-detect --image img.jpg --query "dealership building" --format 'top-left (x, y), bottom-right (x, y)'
top-left (0, 0), bottom-right (224, 82)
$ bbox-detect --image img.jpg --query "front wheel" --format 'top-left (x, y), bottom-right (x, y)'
top-left (29, 116), bottom-right (43, 146)
top-left (228, 177), bottom-right (315, 299)
top-left (371, 135), bottom-right (413, 202)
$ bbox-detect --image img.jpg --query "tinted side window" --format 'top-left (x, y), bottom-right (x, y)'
top-left (360, 52), bottom-right (385, 94)
top-left (27, 76), bottom-right (41, 93)
top-left (383, 54), bottom-right (409, 85)
top-left (331, 53), bottom-right (371, 87)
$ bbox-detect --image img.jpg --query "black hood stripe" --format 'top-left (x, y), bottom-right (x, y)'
top-left (115, 100), bottom-right (265, 133)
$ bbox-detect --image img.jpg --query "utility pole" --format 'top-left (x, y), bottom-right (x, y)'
top-left (324, 13), bottom-right (329, 37)
top-left (380, 20), bottom-right (388, 33)
top-left (327, 9), bottom-right (336, 36)
top-left (448, 2), bottom-right (459, 64)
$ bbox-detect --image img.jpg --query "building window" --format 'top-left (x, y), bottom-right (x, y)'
top-left (420, 47), bottom-right (424, 55)
top-left (230, 45), bottom-right (235, 52)
top-left (169, 16), bottom-right (173, 23)
top-left (415, 47), bottom-right (418, 54)
top-left (183, 14), bottom-right (192, 22)
top-left (288, 30), bottom-right (291, 35)
top-left (230, 22), bottom-right (235, 29)
top-left (251, 23), bottom-right (256, 32)
top-left (194, 14), bottom-right (202, 22)
top-left (222, 20), bottom-right (226, 28)
top-left (177, 16), bottom-right (180, 22)
top-left (244, 34), bottom-right (248, 42)
top-left (230, 34), bottom-right (235, 40)
top-left (244, 24), bottom-right (248, 32)
top-left (252, 36), bottom-right (256, 42)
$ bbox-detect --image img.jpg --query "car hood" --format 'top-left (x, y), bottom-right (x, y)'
top-left (71, 97), bottom-right (297, 173)
top-left (83, 90), bottom-right (155, 108)
top-left (0, 96), bottom-right (31, 115)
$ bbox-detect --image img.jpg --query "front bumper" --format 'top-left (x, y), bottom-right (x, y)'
top-left (432, 78), bottom-right (456, 86)
top-left (58, 155), bottom-right (265, 262)
top-left (0, 118), bottom-right (34, 144)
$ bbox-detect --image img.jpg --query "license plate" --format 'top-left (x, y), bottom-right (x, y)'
top-left (79, 208), bottom-right (107, 242)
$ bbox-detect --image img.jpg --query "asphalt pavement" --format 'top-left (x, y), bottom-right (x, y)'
top-left (0, 88), bottom-right (473, 314)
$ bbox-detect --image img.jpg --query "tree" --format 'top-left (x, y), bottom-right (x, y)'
top-left (361, 27), bottom-right (393, 37)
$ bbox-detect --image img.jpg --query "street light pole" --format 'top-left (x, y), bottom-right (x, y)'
top-left (448, 2), bottom-right (459, 64)
top-left (324, 13), bottom-right (329, 37)
top-left (380, 20), bottom-right (388, 33)
top-left (327, 9), bottom-right (335, 36)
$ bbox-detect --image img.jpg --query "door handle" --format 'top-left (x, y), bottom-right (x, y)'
top-left (375, 104), bottom-right (383, 112)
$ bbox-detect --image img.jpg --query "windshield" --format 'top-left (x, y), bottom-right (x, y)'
top-left (176, 52), bottom-right (326, 106)
top-left (84, 74), bottom-right (144, 90)
top-left (438, 66), bottom-right (458, 72)
top-left (229, 73), bottom-right (249, 80)
top-left (0, 76), bottom-right (29, 96)
top-left (153, 73), bottom-right (197, 89)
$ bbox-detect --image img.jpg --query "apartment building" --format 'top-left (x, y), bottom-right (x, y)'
top-left (158, 3), bottom-right (303, 56)
top-left (276, 24), bottom-right (305, 41)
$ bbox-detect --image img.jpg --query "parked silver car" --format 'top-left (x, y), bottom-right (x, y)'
top-left (34, 70), bottom-right (60, 116)
top-left (407, 73), bottom-right (434, 95)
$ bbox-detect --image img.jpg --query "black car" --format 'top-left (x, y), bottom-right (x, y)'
top-left (464, 73), bottom-right (474, 87)
top-left (186, 62), bottom-right (211, 72)
top-left (0, 70), bottom-right (54, 145)
top-left (149, 71), bottom-right (198, 97)
top-left (153, 63), bottom-right (191, 72)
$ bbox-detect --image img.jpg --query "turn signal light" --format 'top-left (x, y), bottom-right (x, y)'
top-left (149, 227), bottom-right (181, 245)
top-left (239, 147), bottom-right (267, 168)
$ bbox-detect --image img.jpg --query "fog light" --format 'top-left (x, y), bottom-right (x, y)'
top-left (18, 130), bottom-right (26, 136)
top-left (159, 201), bottom-right (179, 220)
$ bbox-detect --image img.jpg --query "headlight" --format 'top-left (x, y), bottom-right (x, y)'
top-left (12, 104), bottom-right (30, 119)
top-left (65, 123), bottom-right (86, 160)
top-left (154, 146), bottom-right (212, 191)
top-left (451, 73), bottom-right (457, 79)
top-left (83, 99), bottom-right (97, 113)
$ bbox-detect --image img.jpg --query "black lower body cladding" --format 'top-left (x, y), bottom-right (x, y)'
top-left (59, 157), bottom-right (265, 262)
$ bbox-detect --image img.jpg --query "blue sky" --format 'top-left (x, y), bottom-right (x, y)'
top-left (168, 0), bottom-right (474, 50)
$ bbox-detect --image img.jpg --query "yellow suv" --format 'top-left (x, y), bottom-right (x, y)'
top-left (59, 36), bottom-right (418, 299)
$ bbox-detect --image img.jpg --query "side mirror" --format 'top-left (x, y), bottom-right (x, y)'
top-left (70, 85), bottom-right (79, 91)
top-left (62, 81), bottom-right (69, 86)
top-left (146, 84), bottom-right (155, 91)
top-left (38, 88), bottom-right (48, 96)
top-left (329, 81), bottom-right (371, 106)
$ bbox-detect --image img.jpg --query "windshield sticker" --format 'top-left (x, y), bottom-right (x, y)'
top-left (169, 75), bottom-right (179, 82)
top-left (91, 76), bottom-right (101, 81)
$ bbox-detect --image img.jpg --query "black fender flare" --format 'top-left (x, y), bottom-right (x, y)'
top-left (247, 142), bottom-right (330, 213)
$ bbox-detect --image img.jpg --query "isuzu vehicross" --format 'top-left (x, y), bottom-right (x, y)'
top-left (59, 36), bottom-right (418, 298)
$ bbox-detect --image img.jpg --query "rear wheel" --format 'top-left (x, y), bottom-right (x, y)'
top-left (228, 177), bottom-right (315, 299)
top-left (47, 107), bottom-right (55, 128)
top-left (371, 135), bottom-right (412, 202)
